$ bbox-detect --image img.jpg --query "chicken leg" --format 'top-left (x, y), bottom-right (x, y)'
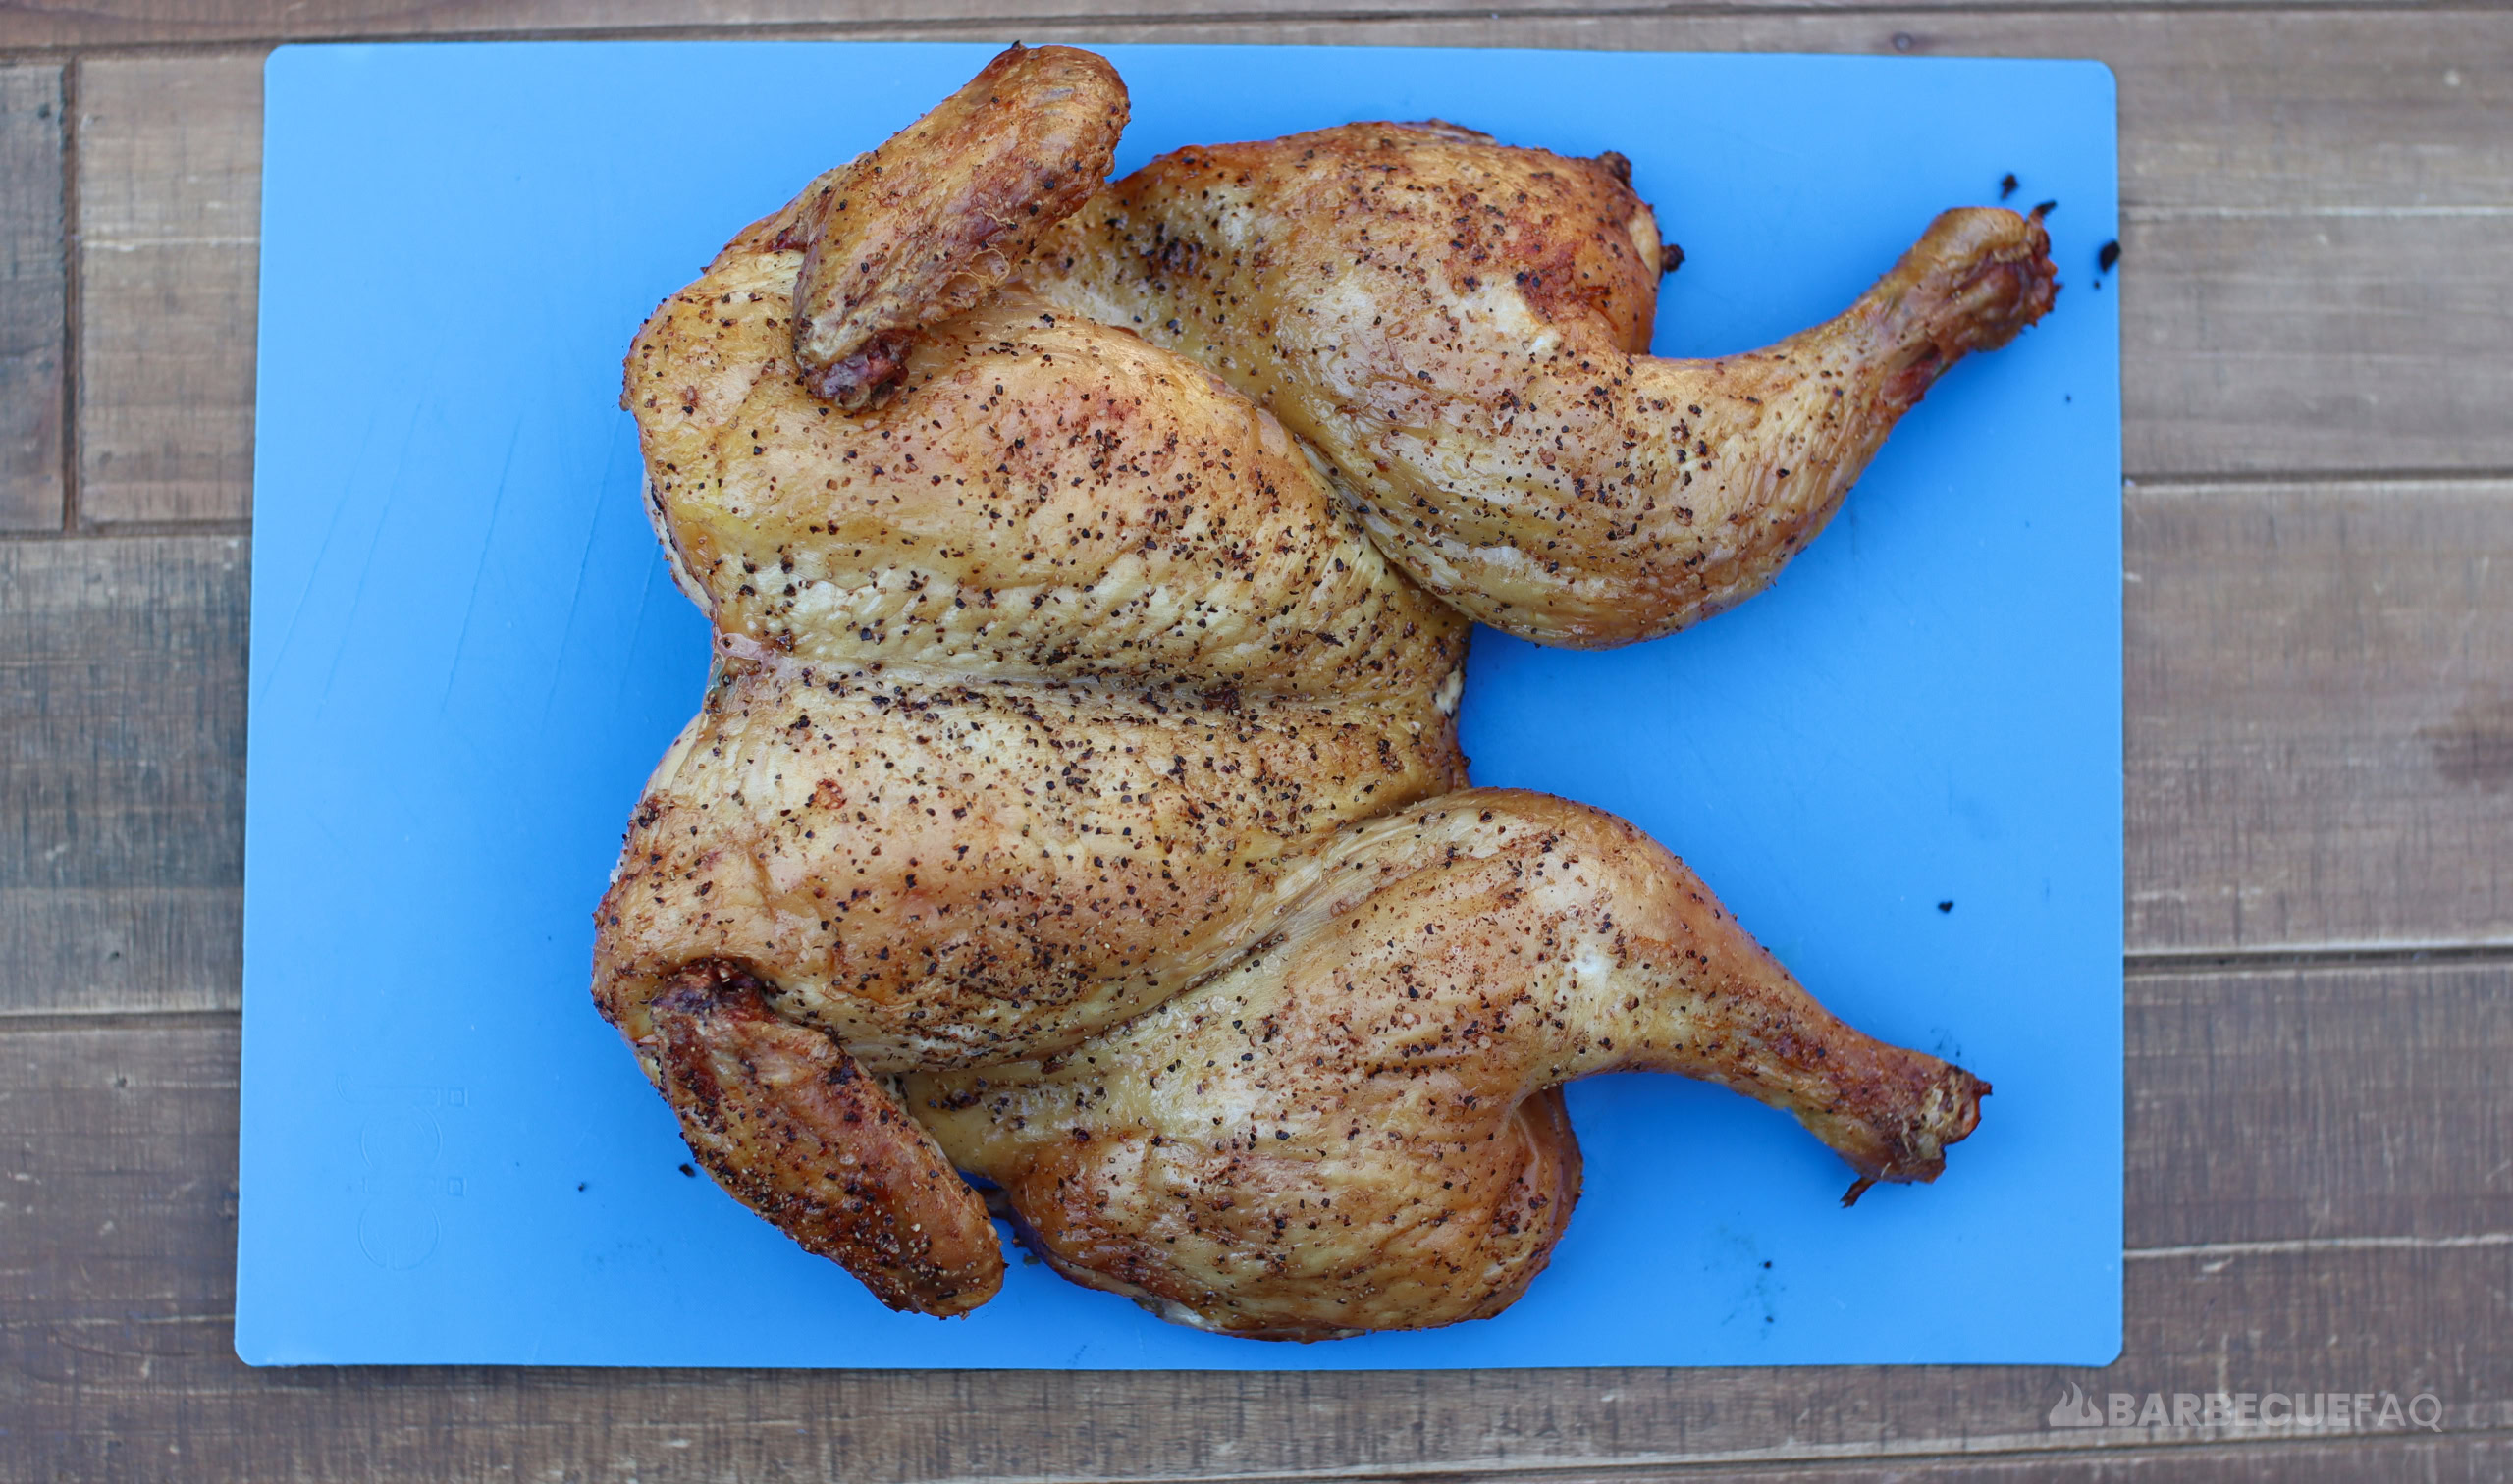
top-left (1020, 123), bottom-right (2059, 645)
top-left (908, 792), bottom-right (1987, 1339)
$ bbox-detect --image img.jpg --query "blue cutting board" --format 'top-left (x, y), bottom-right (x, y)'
top-left (238, 41), bottom-right (2120, 1368)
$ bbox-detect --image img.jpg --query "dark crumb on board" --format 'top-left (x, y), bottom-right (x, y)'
top-left (576, 1182), bottom-right (587, 1192)
top-left (678, 1162), bottom-right (698, 1178)
top-left (2000, 172), bottom-right (2018, 200)
top-left (1762, 1259), bottom-right (1774, 1268)
top-left (2031, 199), bottom-right (2058, 220)
top-left (2098, 238), bottom-right (2121, 272)
top-left (1938, 900), bottom-right (1955, 913)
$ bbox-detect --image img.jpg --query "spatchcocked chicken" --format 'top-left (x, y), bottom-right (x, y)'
top-left (596, 44), bottom-right (2049, 1338)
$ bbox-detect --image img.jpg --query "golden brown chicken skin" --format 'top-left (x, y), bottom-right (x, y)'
top-left (910, 792), bottom-right (1984, 1340)
top-left (645, 960), bottom-right (1008, 1315)
top-left (1021, 124), bottom-right (2058, 645)
top-left (599, 44), bottom-right (1997, 1332)
top-left (785, 43), bottom-right (1129, 406)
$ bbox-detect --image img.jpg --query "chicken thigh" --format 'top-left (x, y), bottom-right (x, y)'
top-left (599, 44), bottom-right (2003, 1333)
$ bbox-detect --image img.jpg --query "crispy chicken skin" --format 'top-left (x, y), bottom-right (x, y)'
top-left (1021, 124), bottom-right (2058, 645)
top-left (650, 960), bottom-right (1008, 1313)
top-left (784, 44), bottom-right (1129, 406)
top-left (601, 45), bottom-right (2005, 1331)
top-left (911, 792), bottom-right (1984, 1340)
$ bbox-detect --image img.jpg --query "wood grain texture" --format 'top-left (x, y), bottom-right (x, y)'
top-left (1306, 1435), bottom-right (2513, 1482)
top-left (2124, 215), bottom-right (2513, 476)
top-left (0, 535), bottom-right (246, 1014)
top-left (6, 10), bottom-right (2511, 216)
top-left (6, 9), bottom-right (2509, 1482)
top-left (1, 968), bottom-right (2505, 1482)
top-left (1311, 1436), bottom-right (2513, 1483)
top-left (0, 66), bottom-right (64, 532)
top-left (49, 15), bottom-right (2513, 501)
top-left (2124, 960), bottom-right (2513, 1246)
top-left (1192, 8), bottom-right (2513, 216)
top-left (74, 55), bottom-right (260, 525)
top-left (2127, 480), bottom-right (2513, 952)
top-left (0, 0), bottom-right (2433, 49)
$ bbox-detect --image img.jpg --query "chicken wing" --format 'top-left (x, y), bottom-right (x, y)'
top-left (783, 43), bottom-right (1129, 406)
top-left (1020, 124), bottom-right (2057, 645)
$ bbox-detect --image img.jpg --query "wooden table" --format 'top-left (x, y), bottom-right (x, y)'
top-left (4, 5), bottom-right (2508, 1480)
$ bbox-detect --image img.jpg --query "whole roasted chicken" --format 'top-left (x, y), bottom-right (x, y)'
top-left (596, 45), bottom-right (2051, 1338)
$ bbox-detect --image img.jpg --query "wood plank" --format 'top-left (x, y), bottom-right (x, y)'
top-left (0, 887), bottom-right (241, 1015)
top-left (13, 11), bottom-right (2513, 217)
top-left (1, 972), bottom-right (2504, 1481)
top-left (61, 17), bottom-right (2513, 506)
top-left (74, 55), bottom-right (260, 526)
top-left (2124, 961), bottom-right (2513, 1246)
top-left (2127, 479), bottom-right (2513, 952)
top-left (0, 536), bottom-right (246, 1014)
top-left (1416, 1435), bottom-right (2513, 1483)
top-left (0, 66), bottom-right (64, 532)
top-left (0, 0), bottom-right (2433, 50)
top-left (2124, 214), bottom-right (2513, 475)
top-left (1240, 7), bottom-right (2513, 217)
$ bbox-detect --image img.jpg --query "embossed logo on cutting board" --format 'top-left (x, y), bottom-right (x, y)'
top-left (342, 1080), bottom-right (467, 1269)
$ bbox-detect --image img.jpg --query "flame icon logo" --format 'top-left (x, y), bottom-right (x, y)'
top-left (2048, 1382), bottom-right (2106, 1428)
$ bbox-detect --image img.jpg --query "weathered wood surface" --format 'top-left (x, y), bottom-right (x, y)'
top-left (3, 962), bottom-right (2506, 1480)
top-left (2124, 479), bottom-right (2513, 952)
top-left (4, 5), bottom-right (2511, 1482)
top-left (2125, 213), bottom-right (2513, 476)
top-left (2123, 960), bottom-right (2512, 1246)
top-left (0, 535), bottom-right (246, 1015)
top-left (39, 14), bottom-right (2513, 516)
top-left (0, 66), bottom-right (63, 531)
top-left (0, 0), bottom-right (2436, 50)
top-left (74, 57), bottom-right (260, 526)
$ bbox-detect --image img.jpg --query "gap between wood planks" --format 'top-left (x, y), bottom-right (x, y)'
top-left (57, 56), bottom-right (80, 533)
top-left (2126, 939), bottom-right (2513, 974)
